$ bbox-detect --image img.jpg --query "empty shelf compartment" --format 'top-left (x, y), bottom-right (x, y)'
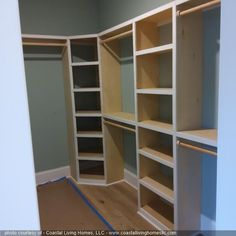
top-left (74, 92), bottom-right (101, 112)
top-left (138, 94), bottom-right (173, 133)
top-left (137, 52), bottom-right (172, 89)
top-left (76, 117), bottom-right (102, 132)
top-left (70, 38), bottom-right (98, 63)
top-left (140, 185), bottom-right (174, 230)
top-left (73, 65), bottom-right (99, 89)
top-left (139, 127), bottom-right (173, 165)
top-left (136, 8), bottom-right (172, 51)
top-left (79, 160), bottom-right (104, 180)
top-left (77, 137), bottom-right (103, 155)
top-left (139, 155), bottom-right (174, 203)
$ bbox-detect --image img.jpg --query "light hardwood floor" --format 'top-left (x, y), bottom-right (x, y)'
top-left (78, 181), bottom-right (155, 230)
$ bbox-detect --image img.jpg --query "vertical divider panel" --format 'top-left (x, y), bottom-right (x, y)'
top-left (172, 4), bottom-right (178, 230)
top-left (67, 39), bottom-right (80, 179)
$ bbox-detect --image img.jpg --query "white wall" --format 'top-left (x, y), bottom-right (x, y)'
top-left (216, 0), bottom-right (236, 230)
top-left (0, 0), bottom-right (40, 230)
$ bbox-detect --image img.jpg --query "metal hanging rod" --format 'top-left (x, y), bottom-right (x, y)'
top-left (177, 140), bottom-right (217, 156)
top-left (104, 120), bottom-right (135, 133)
top-left (100, 30), bottom-right (133, 44)
top-left (177, 0), bottom-right (220, 17)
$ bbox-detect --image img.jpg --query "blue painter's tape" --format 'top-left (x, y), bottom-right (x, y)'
top-left (66, 178), bottom-right (115, 231)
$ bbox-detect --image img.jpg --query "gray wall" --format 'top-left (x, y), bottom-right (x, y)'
top-left (24, 48), bottom-right (70, 172)
top-left (99, 0), bottom-right (173, 31)
top-left (19, 0), bottom-right (99, 35)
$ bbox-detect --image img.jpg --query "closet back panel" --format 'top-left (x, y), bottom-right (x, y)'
top-left (74, 92), bottom-right (101, 111)
top-left (76, 117), bottom-right (102, 132)
top-left (73, 65), bottom-right (99, 88)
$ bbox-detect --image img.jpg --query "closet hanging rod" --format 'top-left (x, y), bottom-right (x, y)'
top-left (104, 120), bottom-right (135, 133)
top-left (100, 30), bottom-right (133, 44)
top-left (22, 42), bottom-right (67, 47)
top-left (177, 0), bottom-right (220, 17)
top-left (177, 140), bottom-right (217, 156)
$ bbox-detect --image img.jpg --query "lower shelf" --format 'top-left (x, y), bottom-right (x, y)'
top-left (140, 177), bottom-right (174, 204)
top-left (78, 160), bottom-right (105, 180)
top-left (140, 184), bottom-right (174, 230)
top-left (139, 120), bottom-right (173, 135)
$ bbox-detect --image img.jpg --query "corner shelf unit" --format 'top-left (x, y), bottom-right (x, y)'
top-left (68, 35), bottom-right (105, 184)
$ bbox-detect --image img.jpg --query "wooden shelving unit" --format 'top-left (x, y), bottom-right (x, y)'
top-left (68, 35), bottom-right (105, 184)
top-left (23, 0), bottom-right (221, 230)
top-left (135, 3), bottom-right (176, 230)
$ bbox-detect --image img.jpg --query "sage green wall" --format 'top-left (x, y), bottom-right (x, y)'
top-left (19, 0), bottom-right (99, 35)
top-left (99, 0), bottom-right (173, 31)
top-left (19, 0), bottom-right (100, 172)
top-left (24, 48), bottom-right (69, 172)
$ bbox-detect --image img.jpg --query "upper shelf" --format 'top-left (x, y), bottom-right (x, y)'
top-left (177, 129), bottom-right (217, 147)
top-left (136, 44), bottom-right (173, 57)
top-left (103, 112), bottom-right (136, 126)
top-left (136, 7), bottom-right (172, 51)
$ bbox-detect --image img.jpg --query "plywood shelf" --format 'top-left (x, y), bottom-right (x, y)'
top-left (137, 88), bottom-right (173, 95)
top-left (78, 152), bottom-right (104, 160)
top-left (79, 174), bottom-right (105, 180)
top-left (140, 176), bottom-right (174, 204)
top-left (76, 131), bottom-right (103, 138)
top-left (71, 61), bottom-right (99, 66)
top-left (136, 44), bottom-right (173, 57)
top-left (177, 129), bottom-right (217, 147)
top-left (73, 88), bottom-right (101, 92)
top-left (139, 147), bottom-right (173, 168)
top-left (139, 120), bottom-right (173, 135)
top-left (103, 112), bottom-right (136, 125)
top-left (75, 111), bottom-right (102, 117)
top-left (140, 205), bottom-right (174, 230)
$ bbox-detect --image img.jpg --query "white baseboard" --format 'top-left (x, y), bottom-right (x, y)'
top-left (124, 169), bottom-right (138, 189)
top-left (36, 166), bottom-right (70, 185)
top-left (201, 214), bottom-right (216, 231)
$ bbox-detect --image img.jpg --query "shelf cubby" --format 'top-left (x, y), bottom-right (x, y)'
top-left (138, 94), bottom-right (173, 133)
top-left (100, 24), bottom-right (135, 124)
top-left (138, 127), bottom-right (173, 168)
top-left (139, 155), bottom-right (174, 203)
top-left (136, 51), bottom-right (172, 90)
top-left (103, 119), bottom-right (137, 184)
top-left (74, 92), bottom-right (101, 112)
top-left (72, 65), bottom-right (99, 89)
top-left (76, 117), bottom-right (102, 132)
top-left (78, 160), bottom-right (105, 180)
top-left (77, 137), bottom-right (103, 156)
top-left (70, 38), bottom-right (98, 63)
top-left (139, 185), bottom-right (174, 230)
top-left (136, 8), bottom-right (172, 51)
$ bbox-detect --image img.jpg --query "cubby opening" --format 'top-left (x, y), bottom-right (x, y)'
top-left (136, 8), bottom-right (172, 51)
top-left (176, 3), bottom-right (220, 146)
top-left (137, 52), bottom-right (172, 90)
top-left (100, 25), bottom-right (135, 124)
top-left (138, 127), bottom-right (173, 167)
top-left (76, 117), bottom-right (102, 132)
top-left (138, 94), bottom-right (173, 130)
top-left (103, 120), bottom-right (137, 184)
top-left (177, 139), bottom-right (217, 230)
top-left (70, 38), bottom-right (98, 63)
top-left (77, 137), bottom-right (103, 155)
top-left (72, 65), bottom-right (99, 89)
top-left (74, 92), bottom-right (101, 112)
top-left (139, 155), bottom-right (174, 203)
top-left (140, 185), bottom-right (174, 230)
top-left (79, 160), bottom-right (104, 180)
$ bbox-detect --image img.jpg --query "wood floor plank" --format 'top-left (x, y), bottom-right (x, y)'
top-left (78, 182), bottom-right (155, 230)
